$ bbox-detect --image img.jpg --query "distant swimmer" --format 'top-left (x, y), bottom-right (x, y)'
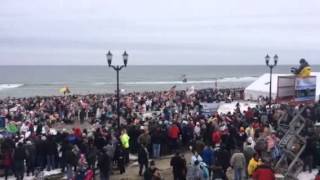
top-left (182, 74), bottom-right (187, 83)
top-left (291, 58), bottom-right (312, 77)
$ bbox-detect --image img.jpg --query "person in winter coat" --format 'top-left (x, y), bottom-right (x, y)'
top-left (120, 129), bottom-right (130, 164)
top-left (186, 160), bottom-right (202, 180)
top-left (2, 148), bottom-right (13, 180)
top-left (86, 142), bottom-right (98, 174)
top-left (254, 137), bottom-right (267, 154)
top-left (266, 133), bottom-right (279, 152)
top-left (211, 130), bottom-right (221, 146)
top-left (14, 142), bottom-right (26, 180)
top-left (151, 127), bottom-right (162, 159)
top-left (194, 122), bottom-right (201, 140)
top-left (291, 58), bottom-right (312, 77)
top-left (243, 140), bottom-right (255, 165)
top-left (252, 161), bottom-right (275, 180)
top-left (104, 141), bottom-right (115, 160)
top-left (302, 136), bottom-right (317, 173)
top-left (60, 140), bottom-right (72, 173)
top-left (138, 144), bottom-right (149, 176)
top-left (212, 166), bottom-right (227, 180)
top-left (214, 144), bottom-right (230, 173)
top-left (191, 150), bottom-right (203, 165)
top-left (230, 149), bottom-right (246, 180)
top-left (36, 136), bottom-right (47, 170)
top-left (168, 123), bottom-right (180, 152)
top-left (25, 140), bottom-right (36, 176)
top-left (46, 135), bottom-right (58, 171)
top-left (200, 144), bottom-right (214, 177)
top-left (236, 127), bottom-right (247, 148)
top-left (114, 142), bottom-right (126, 174)
top-left (97, 150), bottom-right (111, 180)
top-left (66, 144), bottom-right (78, 179)
top-left (247, 153), bottom-right (262, 177)
top-left (170, 151), bottom-right (187, 180)
top-left (76, 153), bottom-right (88, 180)
top-left (138, 128), bottom-right (151, 147)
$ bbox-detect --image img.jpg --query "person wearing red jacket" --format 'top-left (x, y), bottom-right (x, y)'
top-left (168, 123), bottom-right (180, 152)
top-left (252, 162), bottom-right (275, 180)
top-left (212, 130), bottom-right (221, 146)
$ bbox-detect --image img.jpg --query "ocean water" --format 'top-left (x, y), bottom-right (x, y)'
top-left (0, 65), bottom-right (319, 98)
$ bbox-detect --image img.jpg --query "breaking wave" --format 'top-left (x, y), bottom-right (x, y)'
top-left (93, 76), bottom-right (257, 85)
top-left (0, 84), bottom-right (24, 91)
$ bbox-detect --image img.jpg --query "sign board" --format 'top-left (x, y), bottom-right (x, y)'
top-left (277, 76), bottom-right (316, 103)
top-left (277, 76), bottom-right (296, 102)
top-left (295, 76), bottom-right (316, 102)
top-left (200, 102), bottom-right (220, 116)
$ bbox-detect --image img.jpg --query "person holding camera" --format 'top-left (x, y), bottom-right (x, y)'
top-left (291, 58), bottom-right (312, 77)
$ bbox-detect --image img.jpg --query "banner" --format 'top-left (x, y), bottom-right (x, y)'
top-left (200, 102), bottom-right (220, 116)
top-left (295, 76), bottom-right (316, 102)
top-left (277, 76), bottom-right (316, 103)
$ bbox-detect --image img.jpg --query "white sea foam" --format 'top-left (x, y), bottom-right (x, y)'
top-left (94, 76), bottom-right (257, 85)
top-left (0, 84), bottom-right (24, 91)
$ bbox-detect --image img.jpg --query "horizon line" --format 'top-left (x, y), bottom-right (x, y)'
top-left (0, 64), bottom-right (317, 66)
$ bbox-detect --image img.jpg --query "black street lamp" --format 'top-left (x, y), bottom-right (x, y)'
top-left (106, 50), bottom-right (128, 130)
top-left (265, 54), bottom-right (278, 108)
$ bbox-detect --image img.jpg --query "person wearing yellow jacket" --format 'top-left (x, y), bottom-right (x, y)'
top-left (120, 129), bottom-right (130, 163)
top-left (291, 58), bottom-right (312, 77)
top-left (247, 153), bottom-right (262, 177)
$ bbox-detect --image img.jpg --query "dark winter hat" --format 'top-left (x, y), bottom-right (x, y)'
top-left (300, 58), bottom-right (307, 64)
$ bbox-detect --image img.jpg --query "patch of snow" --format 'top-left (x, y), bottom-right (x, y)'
top-left (297, 169), bottom-right (318, 180)
top-left (6, 168), bottom-right (62, 180)
top-left (129, 154), bottom-right (138, 161)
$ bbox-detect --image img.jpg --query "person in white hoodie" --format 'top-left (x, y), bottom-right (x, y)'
top-left (191, 150), bottom-right (203, 165)
top-left (20, 121), bottom-right (30, 133)
top-left (194, 122), bottom-right (201, 139)
top-left (95, 107), bottom-right (102, 120)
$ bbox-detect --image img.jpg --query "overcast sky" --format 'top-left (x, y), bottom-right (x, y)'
top-left (0, 0), bottom-right (320, 65)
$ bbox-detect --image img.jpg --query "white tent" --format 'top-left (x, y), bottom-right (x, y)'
top-left (245, 72), bottom-right (320, 101)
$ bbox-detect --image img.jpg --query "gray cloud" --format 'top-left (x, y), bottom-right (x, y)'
top-left (0, 0), bottom-right (320, 65)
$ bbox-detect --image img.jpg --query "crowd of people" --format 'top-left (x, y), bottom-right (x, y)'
top-left (1, 86), bottom-right (320, 180)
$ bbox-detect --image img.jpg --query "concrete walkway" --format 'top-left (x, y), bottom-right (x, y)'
top-left (110, 153), bottom-right (192, 180)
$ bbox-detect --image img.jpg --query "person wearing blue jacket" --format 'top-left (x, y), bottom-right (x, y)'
top-left (201, 143), bottom-right (214, 178)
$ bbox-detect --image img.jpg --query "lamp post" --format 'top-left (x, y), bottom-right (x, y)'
top-left (265, 54), bottom-right (278, 109)
top-left (106, 50), bottom-right (128, 130)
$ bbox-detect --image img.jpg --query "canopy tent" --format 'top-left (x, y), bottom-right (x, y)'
top-left (244, 72), bottom-right (320, 102)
